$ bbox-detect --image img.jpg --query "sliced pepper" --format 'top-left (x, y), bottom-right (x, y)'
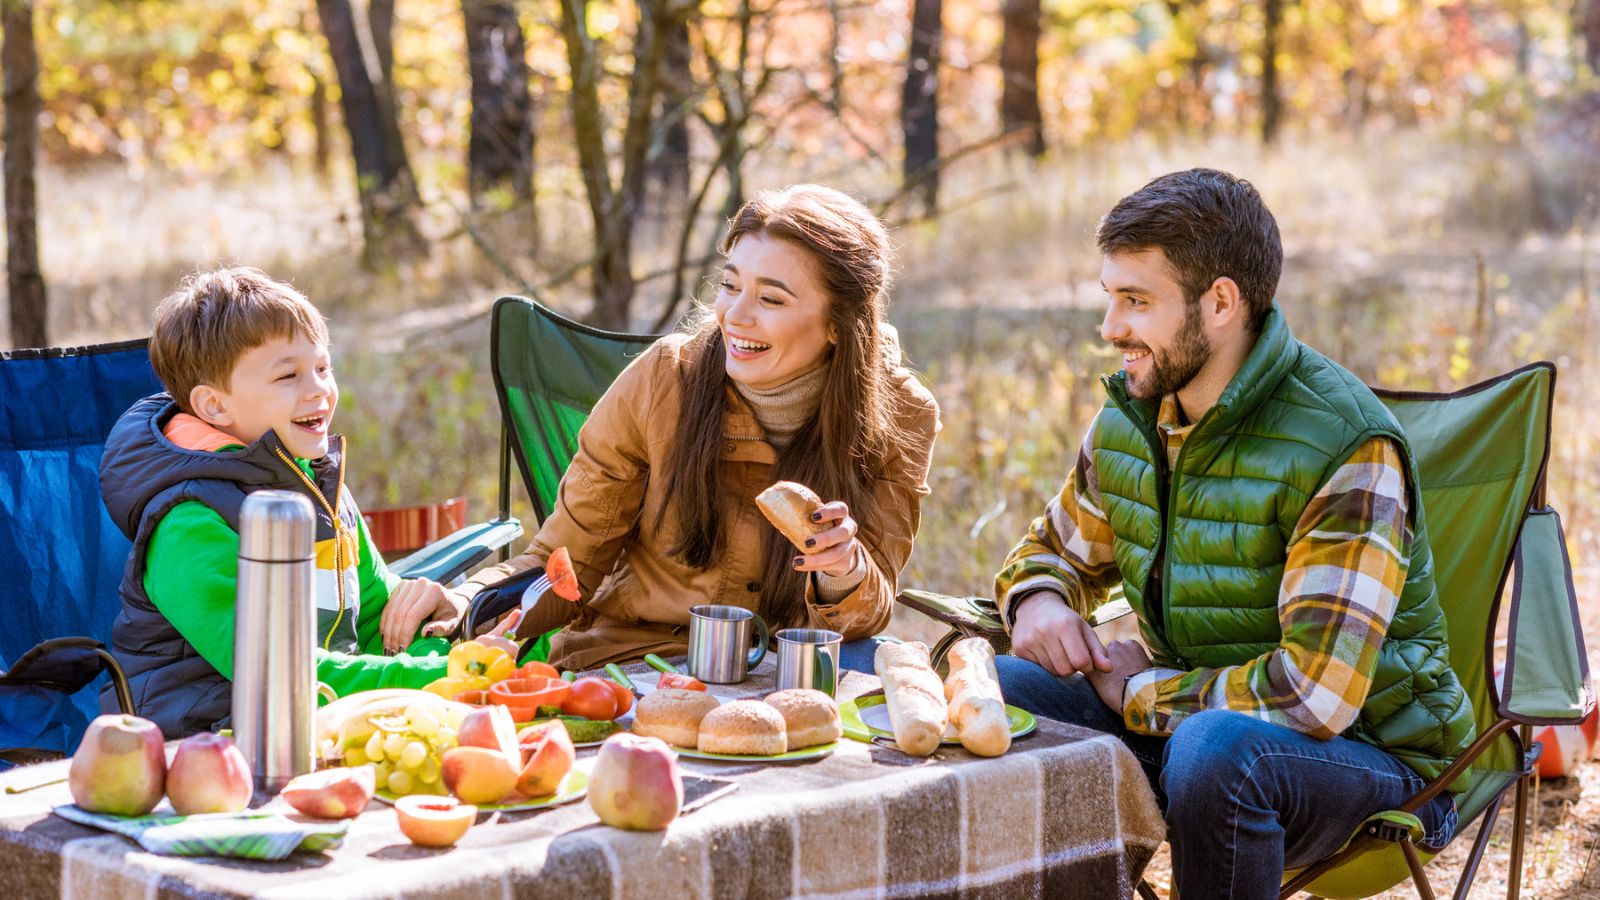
top-left (656, 672), bottom-right (707, 692)
top-left (422, 673), bottom-right (491, 699)
top-left (447, 639), bottom-right (516, 683)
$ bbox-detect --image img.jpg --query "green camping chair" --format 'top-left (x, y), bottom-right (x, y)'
top-left (903, 362), bottom-right (1590, 900)
top-left (461, 296), bottom-right (662, 648)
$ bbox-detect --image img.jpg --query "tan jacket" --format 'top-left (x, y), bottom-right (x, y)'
top-left (461, 332), bottom-right (941, 671)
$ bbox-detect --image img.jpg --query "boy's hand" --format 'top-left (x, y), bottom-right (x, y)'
top-left (380, 578), bottom-right (464, 653)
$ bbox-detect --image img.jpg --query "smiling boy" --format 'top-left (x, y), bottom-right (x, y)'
top-left (99, 268), bottom-right (461, 738)
top-left (993, 170), bottom-right (1475, 898)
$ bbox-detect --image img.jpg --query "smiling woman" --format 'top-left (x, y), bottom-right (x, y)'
top-left (455, 185), bottom-right (942, 672)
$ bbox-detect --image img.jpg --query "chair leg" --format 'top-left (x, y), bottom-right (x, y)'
top-left (1453, 786), bottom-right (1510, 900)
top-left (1508, 737), bottom-right (1534, 900)
top-left (1399, 836), bottom-right (1437, 900)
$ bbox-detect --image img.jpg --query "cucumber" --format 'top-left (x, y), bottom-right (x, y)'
top-left (557, 716), bottom-right (621, 744)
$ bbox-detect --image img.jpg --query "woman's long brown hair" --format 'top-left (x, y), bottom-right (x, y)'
top-left (655, 185), bottom-right (906, 629)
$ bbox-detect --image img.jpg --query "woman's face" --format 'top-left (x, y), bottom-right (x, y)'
top-left (716, 233), bottom-right (837, 390)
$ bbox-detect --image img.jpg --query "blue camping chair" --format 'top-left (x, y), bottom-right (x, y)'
top-left (0, 339), bottom-right (521, 764)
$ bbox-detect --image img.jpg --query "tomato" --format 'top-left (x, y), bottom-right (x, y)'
top-left (605, 679), bottom-right (634, 717)
top-left (657, 672), bottom-right (707, 692)
top-left (547, 547), bottom-right (580, 601)
top-left (516, 661), bottom-right (560, 681)
top-left (561, 677), bottom-right (618, 721)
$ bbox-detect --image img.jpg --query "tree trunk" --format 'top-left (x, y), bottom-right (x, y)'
top-left (648, 8), bottom-right (693, 212)
top-left (315, 0), bottom-right (423, 265)
top-left (3, 0), bottom-right (47, 349)
top-left (1585, 0), bottom-right (1600, 74)
top-left (462, 0), bottom-right (534, 205)
top-left (998, 0), bottom-right (1044, 157)
top-left (902, 0), bottom-right (941, 216)
top-left (1261, 0), bottom-right (1282, 145)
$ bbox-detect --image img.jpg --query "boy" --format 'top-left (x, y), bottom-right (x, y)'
top-left (100, 267), bottom-right (464, 738)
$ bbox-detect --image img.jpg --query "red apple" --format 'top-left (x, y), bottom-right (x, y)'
top-left (281, 766), bottom-right (375, 819)
top-left (68, 715), bottom-right (166, 816)
top-left (587, 733), bottom-right (682, 831)
top-left (166, 732), bottom-right (253, 815)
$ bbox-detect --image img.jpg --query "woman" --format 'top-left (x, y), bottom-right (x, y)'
top-left (455, 184), bottom-right (940, 672)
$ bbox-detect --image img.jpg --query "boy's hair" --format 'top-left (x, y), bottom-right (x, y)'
top-left (1097, 168), bottom-right (1283, 334)
top-left (150, 267), bottom-right (329, 415)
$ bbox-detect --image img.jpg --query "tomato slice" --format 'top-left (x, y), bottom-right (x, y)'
top-left (547, 547), bottom-right (580, 601)
top-left (656, 672), bottom-right (707, 692)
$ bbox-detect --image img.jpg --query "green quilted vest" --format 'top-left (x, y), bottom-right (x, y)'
top-left (1092, 306), bottom-right (1475, 782)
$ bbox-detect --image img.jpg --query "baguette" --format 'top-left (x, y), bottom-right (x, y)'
top-left (755, 481), bottom-right (828, 550)
top-left (874, 641), bottom-right (947, 756)
top-left (944, 638), bottom-right (1011, 757)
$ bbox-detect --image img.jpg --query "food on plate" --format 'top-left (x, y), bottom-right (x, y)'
top-left (943, 637), bottom-right (1011, 757)
top-left (166, 732), bottom-right (253, 814)
top-left (874, 641), bottom-right (948, 756)
top-left (561, 677), bottom-right (619, 721)
top-left (332, 695), bottom-right (474, 797)
top-left (754, 481), bottom-right (828, 550)
top-left (68, 714), bottom-right (167, 816)
top-left (455, 705), bottom-right (521, 764)
top-left (422, 673), bottom-right (490, 700)
top-left (440, 745), bottom-right (520, 805)
top-left (763, 689), bottom-right (842, 751)
top-left (549, 716), bottom-right (623, 745)
top-left (546, 546), bottom-right (581, 601)
top-left (697, 700), bottom-right (787, 756)
top-left (632, 688), bottom-right (721, 749)
top-left (606, 680), bottom-right (635, 717)
top-left (656, 672), bottom-right (707, 692)
top-left (515, 660), bottom-right (560, 681)
top-left (489, 676), bottom-right (570, 721)
top-left (316, 689), bottom-right (470, 760)
top-left (448, 639), bottom-right (516, 683)
top-left (281, 766), bottom-right (375, 819)
top-left (514, 720), bottom-right (576, 797)
top-left (588, 734), bottom-right (682, 831)
top-left (394, 794), bottom-right (476, 847)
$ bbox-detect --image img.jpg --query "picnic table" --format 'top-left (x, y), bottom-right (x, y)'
top-left (0, 656), bottom-right (1165, 899)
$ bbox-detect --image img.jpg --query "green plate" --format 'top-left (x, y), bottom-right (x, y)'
top-left (373, 768), bottom-right (587, 812)
top-left (673, 741), bottom-right (837, 763)
top-left (839, 696), bottom-right (1036, 745)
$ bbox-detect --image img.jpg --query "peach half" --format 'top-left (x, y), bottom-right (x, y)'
top-left (394, 794), bottom-right (476, 847)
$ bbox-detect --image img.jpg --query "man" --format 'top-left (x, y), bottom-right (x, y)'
top-left (993, 169), bottom-right (1474, 898)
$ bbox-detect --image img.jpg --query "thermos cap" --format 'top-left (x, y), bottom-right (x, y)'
top-left (239, 490), bottom-right (315, 561)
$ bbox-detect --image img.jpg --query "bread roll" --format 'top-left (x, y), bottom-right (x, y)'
top-left (764, 689), bottom-right (842, 750)
top-left (944, 638), bottom-right (1011, 757)
top-left (632, 688), bottom-right (720, 749)
top-left (874, 641), bottom-right (947, 756)
top-left (697, 700), bottom-right (788, 756)
top-left (755, 481), bottom-right (827, 550)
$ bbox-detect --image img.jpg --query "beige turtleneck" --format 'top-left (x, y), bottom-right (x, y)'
top-left (731, 363), bottom-right (866, 601)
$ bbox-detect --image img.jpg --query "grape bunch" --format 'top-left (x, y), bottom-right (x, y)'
top-left (341, 703), bottom-right (466, 796)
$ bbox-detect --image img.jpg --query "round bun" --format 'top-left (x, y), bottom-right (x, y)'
top-left (697, 700), bottom-right (788, 756)
top-left (764, 689), bottom-right (842, 750)
top-left (755, 481), bottom-right (827, 550)
top-left (633, 689), bottom-right (720, 749)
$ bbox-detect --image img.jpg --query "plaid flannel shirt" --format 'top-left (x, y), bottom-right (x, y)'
top-left (995, 397), bottom-right (1411, 739)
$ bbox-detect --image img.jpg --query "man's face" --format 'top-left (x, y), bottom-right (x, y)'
top-left (1099, 249), bottom-right (1211, 401)
top-left (198, 332), bottom-right (338, 459)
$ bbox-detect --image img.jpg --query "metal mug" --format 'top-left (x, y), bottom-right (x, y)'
top-left (687, 605), bottom-right (769, 684)
top-left (775, 628), bottom-right (842, 697)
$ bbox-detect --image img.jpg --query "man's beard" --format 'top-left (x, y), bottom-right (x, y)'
top-left (1120, 302), bottom-right (1211, 400)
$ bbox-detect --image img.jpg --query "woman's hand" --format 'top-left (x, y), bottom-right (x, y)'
top-left (379, 577), bottom-right (465, 653)
top-left (790, 501), bottom-right (862, 578)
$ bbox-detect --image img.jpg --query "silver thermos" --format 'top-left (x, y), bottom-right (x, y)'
top-left (232, 490), bottom-right (317, 794)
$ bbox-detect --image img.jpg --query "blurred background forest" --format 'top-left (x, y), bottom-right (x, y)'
top-left (4, 1), bottom-right (1600, 893)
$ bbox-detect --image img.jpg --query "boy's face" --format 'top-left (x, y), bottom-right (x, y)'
top-left (191, 332), bottom-right (338, 459)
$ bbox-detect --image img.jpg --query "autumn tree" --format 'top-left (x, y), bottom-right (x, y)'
top-left (462, 0), bottom-right (534, 206)
top-left (902, 0), bottom-right (942, 215)
top-left (3, 0), bottom-right (46, 349)
top-left (999, 0), bottom-right (1044, 157)
top-left (1261, 0), bottom-right (1283, 144)
top-left (316, 0), bottom-right (424, 265)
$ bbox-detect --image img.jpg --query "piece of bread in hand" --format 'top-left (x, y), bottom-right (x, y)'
top-left (755, 481), bottom-right (828, 551)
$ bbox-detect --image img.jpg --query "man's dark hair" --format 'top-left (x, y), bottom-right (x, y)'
top-left (1096, 168), bottom-right (1283, 333)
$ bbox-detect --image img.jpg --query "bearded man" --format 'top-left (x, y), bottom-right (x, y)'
top-left (993, 169), bottom-right (1475, 899)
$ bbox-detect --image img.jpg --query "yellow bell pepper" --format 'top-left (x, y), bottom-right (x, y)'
top-left (422, 673), bottom-right (490, 699)
top-left (447, 640), bottom-right (515, 683)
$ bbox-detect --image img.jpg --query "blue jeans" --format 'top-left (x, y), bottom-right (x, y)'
top-left (837, 637), bottom-right (886, 674)
top-left (995, 656), bottom-right (1460, 900)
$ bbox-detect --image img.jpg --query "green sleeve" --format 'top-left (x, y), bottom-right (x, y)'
top-left (143, 502), bottom-right (243, 679)
top-left (314, 647), bottom-right (448, 695)
top-left (352, 513), bottom-right (401, 656)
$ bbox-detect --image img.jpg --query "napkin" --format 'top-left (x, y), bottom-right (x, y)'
top-left (53, 804), bottom-right (348, 860)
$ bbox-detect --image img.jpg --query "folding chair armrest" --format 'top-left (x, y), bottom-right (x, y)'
top-left (390, 518), bottom-right (525, 586)
top-left (1499, 507), bottom-right (1592, 725)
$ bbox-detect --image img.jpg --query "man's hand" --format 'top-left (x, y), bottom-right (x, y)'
top-left (1011, 592), bottom-right (1112, 676)
top-left (1085, 640), bottom-right (1154, 715)
top-left (379, 578), bottom-right (463, 653)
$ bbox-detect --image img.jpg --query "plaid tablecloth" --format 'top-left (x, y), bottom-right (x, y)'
top-left (0, 657), bottom-right (1165, 899)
